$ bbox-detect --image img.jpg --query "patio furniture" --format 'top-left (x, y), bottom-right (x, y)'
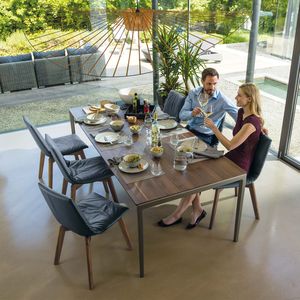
top-left (23, 116), bottom-right (88, 188)
top-left (33, 50), bottom-right (70, 87)
top-left (67, 46), bottom-right (106, 83)
top-left (38, 182), bottom-right (131, 289)
top-left (163, 90), bottom-right (186, 121)
top-left (209, 133), bottom-right (272, 229)
top-left (0, 54), bottom-right (37, 93)
top-left (45, 134), bottom-right (116, 200)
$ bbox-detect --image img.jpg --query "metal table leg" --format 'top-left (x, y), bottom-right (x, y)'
top-left (137, 207), bottom-right (144, 278)
top-left (234, 176), bottom-right (246, 242)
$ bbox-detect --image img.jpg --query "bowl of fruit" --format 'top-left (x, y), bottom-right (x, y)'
top-left (130, 125), bottom-right (142, 134)
top-left (150, 146), bottom-right (164, 158)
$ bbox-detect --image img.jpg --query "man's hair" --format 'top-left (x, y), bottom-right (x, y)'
top-left (201, 68), bottom-right (219, 81)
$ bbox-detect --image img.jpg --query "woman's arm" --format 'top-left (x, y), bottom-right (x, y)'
top-left (204, 117), bottom-right (256, 150)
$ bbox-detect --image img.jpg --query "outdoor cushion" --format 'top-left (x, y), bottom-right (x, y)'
top-left (0, 54), bottom-right (32, 64)
top-left (33, 50), bottom-right (66, 59)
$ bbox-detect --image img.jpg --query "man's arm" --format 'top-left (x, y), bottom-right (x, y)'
top-left (222, 95), bottom-right (238, 121)
top-left (179, 94), bottom-right (194, 121)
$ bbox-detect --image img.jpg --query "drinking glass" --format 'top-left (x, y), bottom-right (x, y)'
top-left (124, 135), bottom-right (133, 146)
top-left (205, 104), bottom-right (213, 117)
top-left (144, 114), bottom-right (152, 130)
top-left (170, 134), bottom-right (179, 147)
top-left (173, 150), bottom-right (187, 171)
top-left (150, 161), bottom-right (163, 176)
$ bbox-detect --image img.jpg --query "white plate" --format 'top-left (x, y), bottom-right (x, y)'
top-left (95, 132), bottom-right (120, 143)
top-left (104, 103), bottom-right (120, 113)
top-left (84, 116), bottom-right (107, 126)
top-left (118, 159), bottom-right (149, 174)
top-left (157, 119), bottom-right (178, 130)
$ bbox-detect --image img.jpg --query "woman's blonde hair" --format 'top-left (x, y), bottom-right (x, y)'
top-left (239, 82), bottom-right (264, 126)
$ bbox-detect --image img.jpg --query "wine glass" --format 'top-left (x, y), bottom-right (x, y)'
top-left (170, 134), bottom-right (179, 147)
top-left (198, 92), bottom-right (209, 111)
top-left (205, 104), bottom-right (213, 117)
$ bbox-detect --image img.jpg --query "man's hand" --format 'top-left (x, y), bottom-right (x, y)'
top-left (192, 107), bottom-right (202, 117)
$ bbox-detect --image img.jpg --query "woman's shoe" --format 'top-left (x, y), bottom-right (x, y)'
top-left (185, 210), bottom-right (207, 230)
top-left (157, 217), bottom-right (182, 227)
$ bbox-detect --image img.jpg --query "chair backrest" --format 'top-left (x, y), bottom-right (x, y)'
top-left (38, 182), bottom-right (94, 236)
top-left (247, 133), bottom-right (272, 183)
top-left (23, 116), bottom-right (52, 156)
top-left (163, 90), bottom-right (186, 122)
top-left (45, 134), bottom-right (73, 182)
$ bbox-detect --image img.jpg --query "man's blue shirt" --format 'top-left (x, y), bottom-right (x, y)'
top-left (179, 86), bottom-right (238, 135)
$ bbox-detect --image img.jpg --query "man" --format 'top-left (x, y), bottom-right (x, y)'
top-left (179, 68), bottom-right (238, 147)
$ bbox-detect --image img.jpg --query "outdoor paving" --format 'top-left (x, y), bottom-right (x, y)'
top-left (0, 43), bottom-right (299, 158)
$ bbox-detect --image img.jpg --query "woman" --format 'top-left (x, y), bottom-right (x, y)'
top-left (158, 83), bottom-right (264, 229)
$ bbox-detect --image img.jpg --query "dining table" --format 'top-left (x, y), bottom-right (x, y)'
top-left (69, 105), bottom-right (247, 278)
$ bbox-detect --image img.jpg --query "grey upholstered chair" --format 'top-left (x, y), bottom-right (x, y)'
top-left (45, 134), bottom-right (114, 200)
top-left (209, 133), bottom-right (272, 229)
top-left (38, 182), bottom-right (132, 289)
top-left (163, 90), bottom-right (186, 122)
top-left (23, 116), bottom-right (88, 188)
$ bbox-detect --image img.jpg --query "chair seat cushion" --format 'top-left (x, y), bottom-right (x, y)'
top-left (69, 156), bottom-right (113, 184)
top-left (53, 134), bottom-right (88, 155)
top-left (76, 192), bottom-right (128, 234)
top-left (215, 177), bottom-right (252, 190)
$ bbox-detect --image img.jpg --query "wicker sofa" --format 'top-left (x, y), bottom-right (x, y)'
top-left (67, 46), bottom-right (106, 83)
top-left (0, 47), bottom-right (105, 93)
top-left (0, 54), bottom-right (37, 93)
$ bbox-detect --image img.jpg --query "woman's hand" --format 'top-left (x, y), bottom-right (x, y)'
top-left (204, 117), bottom-right (216, 130)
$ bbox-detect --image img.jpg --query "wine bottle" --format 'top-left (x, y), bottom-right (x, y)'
top-left (132, 93), bottom-right (138, 113)
top-left (151, 110), bottom-right (160, 147)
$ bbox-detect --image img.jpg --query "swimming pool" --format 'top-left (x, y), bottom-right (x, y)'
top-left (254, 77), bottom-right (300, 105)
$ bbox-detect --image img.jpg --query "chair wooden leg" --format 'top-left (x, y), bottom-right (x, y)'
top-left (71, 184), bottom-right (80, 200)
top-left (85, 237), bottom-right (94, 290)
top-left (118, 218), bottom-right (133, 250)
top-left (74, 154), bottom-right (80, 160)
top-left (48, 158), bottom-right (54, 188)
top-left (209, 189), bottom-right (222, 229)
top-left (79, 150), bottom-right (86, 159)
top-left (54, 226), bottom-right (66, 265)
top-left (38, 151), bottom-right (45, 179)
top-left (234, 187), bottom-right (238, 196)
top-left (103, 180), bottom-right (109, 194)
top-left (107, 178), bottom-right (119, 203)
top-left (62, 179), bottom-right (68, 195)
top-left (248, 183), bottom-right (260, 220)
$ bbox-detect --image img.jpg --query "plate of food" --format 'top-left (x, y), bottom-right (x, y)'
top-left (84, 115), bottom-right (107, 126)
top-left (88, 105), bottom-right (106, 113)
top-left (157, 119), bottom-right (178, 130)
top-left (104, 103), bottom-right (120, 114)
top-left (95, 132), bottom-right (120, 144)
top-left (118, 158), bottom-right (149, 174)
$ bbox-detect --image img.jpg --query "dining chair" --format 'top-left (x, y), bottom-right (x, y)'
top-left (38, 182), bottom-right (132, 289)
top-left (209, 133), bottom-right (272, 229)
top-left (44, 134), bottom-right (115, 200)
top-left (163, 90), bottom-right (186, 122)
top-left (23, 116), bottom-right (88, 188)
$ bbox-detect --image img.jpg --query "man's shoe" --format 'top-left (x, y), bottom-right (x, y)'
top-left (186, 210), bottom-right (207, 230)
top-left (158, 217), bottom-right (182, 227)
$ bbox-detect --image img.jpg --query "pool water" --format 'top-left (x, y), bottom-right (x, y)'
top-left (254, 77), bottom-right (300, 105)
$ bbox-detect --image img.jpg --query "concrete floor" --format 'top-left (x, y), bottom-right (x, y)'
top-left (0, 122), bottom-right (300, 299)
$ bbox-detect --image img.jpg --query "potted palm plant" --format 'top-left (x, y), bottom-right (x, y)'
top-left (154, 25), bottom-right (206, 105)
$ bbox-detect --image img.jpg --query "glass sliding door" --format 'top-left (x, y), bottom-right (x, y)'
top-left (278, 4), bottom-right (300, 169)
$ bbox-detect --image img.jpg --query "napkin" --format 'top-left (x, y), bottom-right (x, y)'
top-left (108, 156), bottom-right (123, 166)
top-left (193, 148), bottom-right (224, 159)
